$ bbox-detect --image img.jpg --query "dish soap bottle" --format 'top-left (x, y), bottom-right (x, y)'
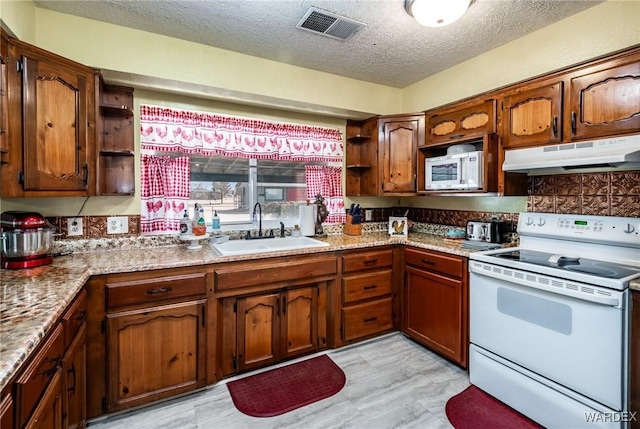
top-left (194, 207), bottom-right (207, 236)
top-left (180, 210), bottom-right (192, 236)
top-left (212, 210), bottom-right (220, 230)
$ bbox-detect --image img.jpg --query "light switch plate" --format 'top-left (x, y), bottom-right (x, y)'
top-left (67, 217), bottom-right (83, 236)
top-left (107, 216), bottom-right (128, 234)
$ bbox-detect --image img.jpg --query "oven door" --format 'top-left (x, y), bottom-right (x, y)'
top-left (470, 261), bottom-right (628, 411)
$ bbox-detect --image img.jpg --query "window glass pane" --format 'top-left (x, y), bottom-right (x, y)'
top-left (184, 154), bottom-right (336, 226)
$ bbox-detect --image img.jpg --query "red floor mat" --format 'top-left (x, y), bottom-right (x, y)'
top-left (446, 385), bottom-right (544, 429)
top-left (227, 354), bottom-right (346, 417)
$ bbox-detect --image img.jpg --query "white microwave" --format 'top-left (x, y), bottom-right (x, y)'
top-left (425, 150), bottom-right (483, 190)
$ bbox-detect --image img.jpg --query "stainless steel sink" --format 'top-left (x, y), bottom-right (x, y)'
top-left (210, 236), bottom-right (330, 256)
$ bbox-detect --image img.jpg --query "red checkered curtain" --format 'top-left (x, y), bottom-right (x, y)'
top-left (140, 155), bottom-right (190, 233)
top-left (305, 165), bottom-right (345, 223)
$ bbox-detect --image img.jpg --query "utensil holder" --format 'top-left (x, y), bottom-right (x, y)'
top-left (343, 214), bottom-right (362, 236)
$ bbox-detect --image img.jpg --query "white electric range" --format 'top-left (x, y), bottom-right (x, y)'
top-left (469, 212), bottom-right (640, 429)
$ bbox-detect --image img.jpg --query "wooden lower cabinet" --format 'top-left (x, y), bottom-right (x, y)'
top-left (1, 392), bottom-right (14, 429)
top-left (106, 300), bottom-right (207, 411)
top-left (403, 248), bottom-right (468, 367)
top-left (62, 325), bottom-right (86, 429)
top-left (340, 248), bottom-right (395, 344)
top-left (24, 369), bottom-right (63, 429)
top-left (235, 285), bottom-right (320, 373)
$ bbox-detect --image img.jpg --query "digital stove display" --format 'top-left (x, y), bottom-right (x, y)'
top-left (494, 249), bottom-right (640, 279)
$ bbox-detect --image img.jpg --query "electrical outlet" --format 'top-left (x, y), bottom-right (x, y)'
top-left (107, 216), bottom-right (128, 234)
top-left (67, 217), bottom-right (83, 236)
top-left (365, 209), bottom-right (373, 221)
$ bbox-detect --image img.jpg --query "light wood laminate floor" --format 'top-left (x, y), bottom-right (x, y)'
top-left (88, 333), bottom-right (470, 429)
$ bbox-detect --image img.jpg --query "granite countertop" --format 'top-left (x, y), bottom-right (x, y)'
top-left (0, 232), bottom-right (474, 391)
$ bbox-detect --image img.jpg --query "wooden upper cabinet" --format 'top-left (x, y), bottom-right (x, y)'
top-left (426, 100), bottom-right (496, 146)
top-left (2, 38), bottom-right (96, 197)
top-left (345, 118), bottom-right (379, 196)
top-left (379, 114), bottom-right (424, 194)
top-left (502, 82), bottom-right (563, 149)
top-left (21, 53), bottom-right (92, 191)
top-left (568, 59), bottom-right (640, 141)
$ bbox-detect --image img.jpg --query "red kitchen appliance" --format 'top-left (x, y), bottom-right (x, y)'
top-left (1, 211), bottom-right (55, 269)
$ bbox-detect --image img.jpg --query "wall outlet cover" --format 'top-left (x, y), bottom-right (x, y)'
top-left (67, 217), bottom-right (83, 236)
top-left (107, 216), bottom-right (128, 234)
top-left (365, 209), bottom-right (373, 221)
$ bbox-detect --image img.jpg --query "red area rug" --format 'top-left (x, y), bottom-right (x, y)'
top-left (446, 385), bottom-right (544, 429)
top-left (227, 354), bottom-right (346, 417)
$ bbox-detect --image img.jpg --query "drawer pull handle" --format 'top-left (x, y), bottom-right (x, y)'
top-left (68, 363), bottom-right (77, 395)
top-left (146, 287), bottom-right (173, 295)
top-left (363, 285), bottom-right (378, 290)
top-left (421, 258), bottom-right (436, 265)
top-left (364, 317), bottom-right (378, 323)
top-left (363, 259), bottom-right (378, 265)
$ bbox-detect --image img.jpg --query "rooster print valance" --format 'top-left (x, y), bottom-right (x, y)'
top-left (140, 105), bottom-right (344, 162)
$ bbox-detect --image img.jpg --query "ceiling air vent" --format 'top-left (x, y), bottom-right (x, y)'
top-left (296, 7), bottom-right (365, 41)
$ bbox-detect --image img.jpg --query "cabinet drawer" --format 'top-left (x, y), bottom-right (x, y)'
top-left (106, 273), bottom-right (207, 309)
top-left (342, 298), bottom-right (393, 342)
top-left (342, 270), bottom-right (392, 304)
top-left (215, 256), bottom-right (337, 291)
top-left (405, 247), bottom-right (465, 279)
top-left (62, 288), bottom-right (87, 347)
top-left (15, 323), bottom-right (64, 427)
top-left (342, 249), bottom-right (393, 273)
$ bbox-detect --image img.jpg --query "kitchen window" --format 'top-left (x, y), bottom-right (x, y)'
top-left (186, 154), bottom-right (339, 227)
top-left (139, 104), bottom-right (344, 234)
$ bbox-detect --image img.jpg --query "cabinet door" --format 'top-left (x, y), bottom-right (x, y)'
top-left (380, 116), bottom-right (423, 193)
top-left (24, 368), bottom-right (63, 429)
top-left (502, 82), bottom-right (563, 148)
top-left (404, 267), bottom-right (466, 366)
top-left (0, 33), bottom-right (7, 156)
top-left (63, 324), bottom-right (86, 429)
top-left (20, 53), bottom-right (91, 191)
top-left (568, 61), bottom-right (640, 141)
top-left (237, 293), bottom-right (280, 372)
top-left (0, 393), bottom-right (13, 429)
top-left (282, 286), bottom-right (318, 359)
top-left (107, 300), bottom-right (207, 411)
top-left (426, 100), bottom-right (496, 145)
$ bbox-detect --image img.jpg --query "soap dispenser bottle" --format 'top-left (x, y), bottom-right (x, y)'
top-left (194, 207), bottom-right (207, 236)
top-left (180, 210), bottom-right (191, 236)
top-left (212, 210), bottom-right (220, 230)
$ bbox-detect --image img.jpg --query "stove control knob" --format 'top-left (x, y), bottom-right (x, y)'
top-left (623, 223), bottom-right (636, 234)
top-left (537, 218), bottom-right (546, 227)
top-left (525, 217), bottom-right (534, 226)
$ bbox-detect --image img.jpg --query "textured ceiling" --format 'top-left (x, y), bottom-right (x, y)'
top-left (33, 0), bottom-right (603, 88)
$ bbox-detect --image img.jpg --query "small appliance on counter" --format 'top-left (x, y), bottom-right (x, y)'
top-left (466, 218), bottom-right (510, 244)
top-left (1, 211), bottom-right (55, 269)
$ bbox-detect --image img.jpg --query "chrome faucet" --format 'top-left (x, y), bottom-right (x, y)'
top-left (253, 202), bottom-right (263, 237)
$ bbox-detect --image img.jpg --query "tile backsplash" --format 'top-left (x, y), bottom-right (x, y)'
top-left (527, 170), bottom-right (640, 217)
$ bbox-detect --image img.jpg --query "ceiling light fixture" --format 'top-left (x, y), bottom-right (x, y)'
top-left (405, 0), bottom-right (472, 28)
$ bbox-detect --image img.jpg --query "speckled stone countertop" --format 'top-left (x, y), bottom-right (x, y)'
top-left (0, 232), bottom-right (474, 391)
top-left (631, 279), bottom-right (640, 292)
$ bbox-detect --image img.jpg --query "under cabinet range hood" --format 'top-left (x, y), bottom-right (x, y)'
top-left (502, 134), bottom-right (640, 175)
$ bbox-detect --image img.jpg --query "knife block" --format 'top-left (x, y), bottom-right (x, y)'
top-left (343, 214), bottom-right (362, 236)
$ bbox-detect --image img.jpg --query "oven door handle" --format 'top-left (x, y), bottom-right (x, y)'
top-left (470, 262), bottom-right (622, 307)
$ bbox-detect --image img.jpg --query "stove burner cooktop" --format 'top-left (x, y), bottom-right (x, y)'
top-left (494, 250), bottom-right (639, 280)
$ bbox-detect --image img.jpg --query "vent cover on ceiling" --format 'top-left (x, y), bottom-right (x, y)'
top-left (296, 7), bottom-right (365, 41)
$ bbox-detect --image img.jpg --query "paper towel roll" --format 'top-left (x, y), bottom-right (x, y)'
top-left (300, 204), bottom-right (316, 236)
